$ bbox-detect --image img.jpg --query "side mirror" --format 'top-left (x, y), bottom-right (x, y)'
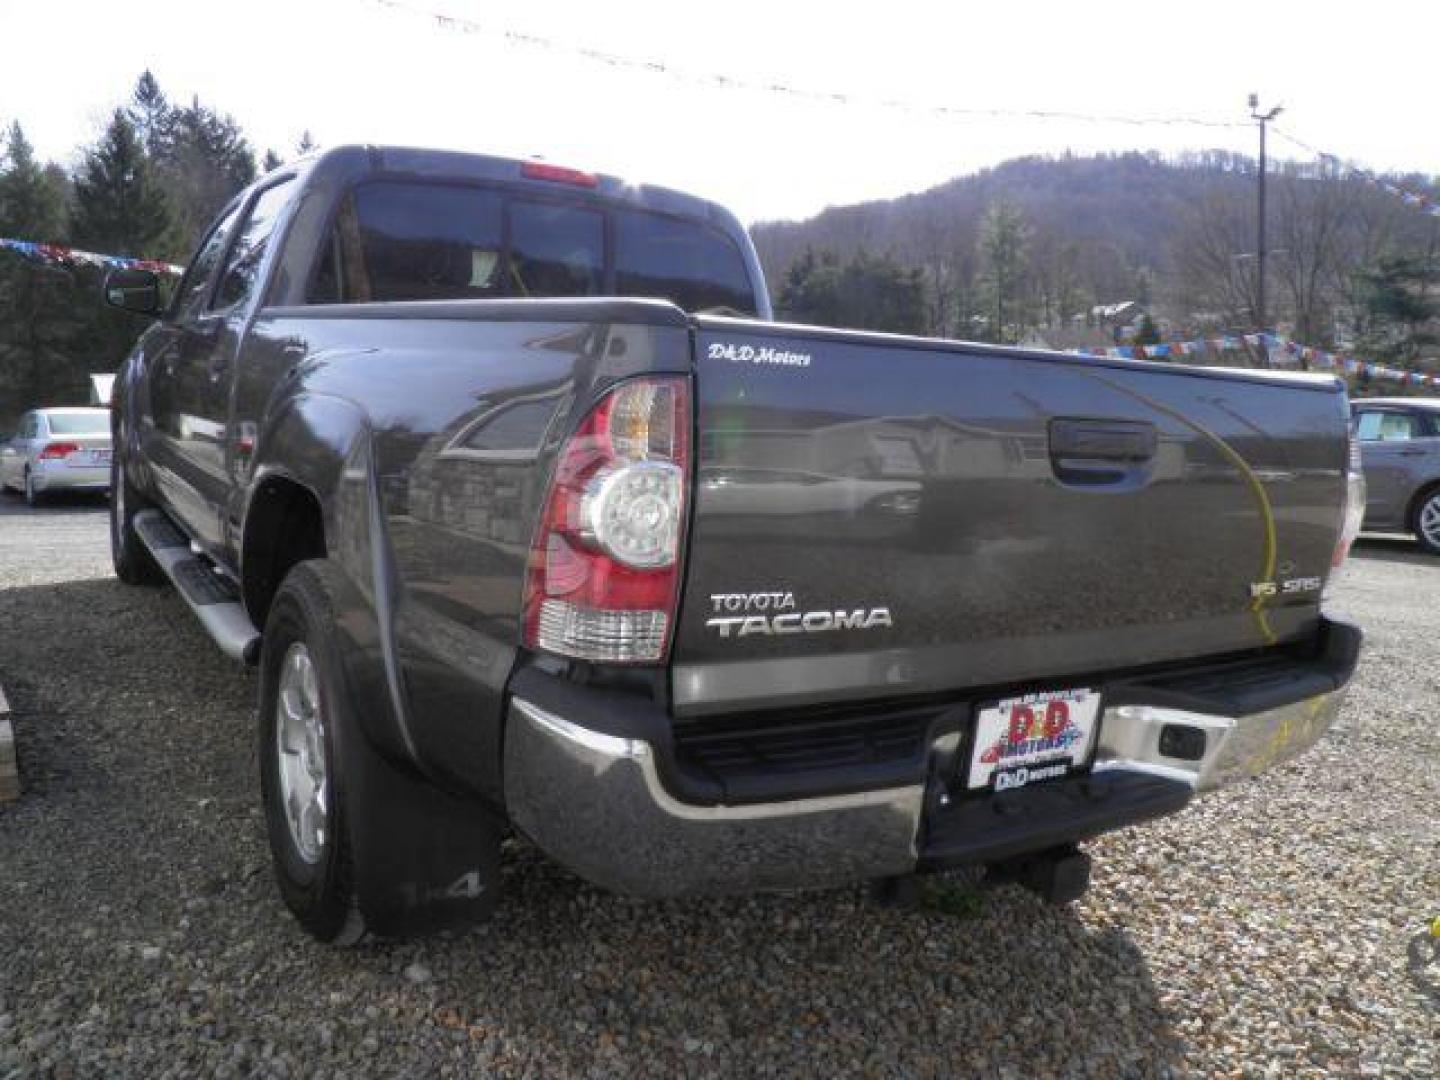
top-left (103, 267), bottom-right (163, 317)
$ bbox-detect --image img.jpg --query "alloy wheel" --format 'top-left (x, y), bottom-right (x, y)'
top-left (275, 642), bottom-right (329, 865)
top-left (1420, 493), bottom-right (1440, 550)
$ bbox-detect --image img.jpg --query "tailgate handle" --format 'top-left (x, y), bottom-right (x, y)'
top-left (1049, 418), bottom-right (1157, 486)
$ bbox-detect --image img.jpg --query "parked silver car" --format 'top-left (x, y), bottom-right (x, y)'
top-left (1351, 397), bottom-right (1440, 554)
top-left (0, 407), bottom-right (113, 506)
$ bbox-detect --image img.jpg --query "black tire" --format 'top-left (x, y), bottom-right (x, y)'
top-left (259, 560), bottom-right (367, 946)
top-left (23, 468), bottom-right (42, 508)
top-left (110, 442), bottom-right (163, 585)
top-left (1412, 487), bottom-right (1440, 556)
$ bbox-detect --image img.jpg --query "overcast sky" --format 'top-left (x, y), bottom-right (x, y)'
top-left (1, 0), bottom-right (1435, 224)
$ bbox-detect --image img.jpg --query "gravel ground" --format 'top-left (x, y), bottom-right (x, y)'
top-left (0, 494), bottom-right (1435, 1077)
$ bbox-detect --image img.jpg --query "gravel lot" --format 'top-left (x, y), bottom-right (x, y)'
top-left (0, 494), bottom-right (1435, 1077)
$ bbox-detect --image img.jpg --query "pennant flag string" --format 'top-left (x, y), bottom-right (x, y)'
top-left (0, 237), bottom-right (183, 276)
top-left (369, 0), bottom-right (1245, 131)
top-left (1070, 331), bottom-right (1440, 388)
top-left (1272, 126), bottom-right (1440, 221)
top-left (2, 234), bottom-right (1433, 387)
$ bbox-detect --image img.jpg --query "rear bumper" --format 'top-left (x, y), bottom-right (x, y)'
top-left (32, 463), bottom-right (109, 491)
top-left (503, 617), bottom-right (1359, 897)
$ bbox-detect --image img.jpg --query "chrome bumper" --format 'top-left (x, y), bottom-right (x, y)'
top-left (1094, 690), bottom-right (1346, 791)
top-left (504, 683), bottom-right (1349, 898)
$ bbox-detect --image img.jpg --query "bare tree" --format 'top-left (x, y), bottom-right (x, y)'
top-left (1169, 183), bottom-right (1256, 330)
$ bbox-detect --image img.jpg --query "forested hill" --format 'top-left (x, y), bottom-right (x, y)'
top-left (749, 151), bottom-right (1440, 358)
top-left (754, 152), bottom-right (1233, 279)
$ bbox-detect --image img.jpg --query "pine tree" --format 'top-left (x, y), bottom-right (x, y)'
top-left (297, 130), bottom-right (318, 155)
top-left (978, 199), bottom-right (1030, 344)
top-left (128, 70), bottom-right (174, 159)
top-left (70, 110), bottom-right (173, 257)
top-left (0, 122), bottom-right (67, 241)
top-left (261, 149), bottom-right (284, 173)
top-left (1133, 312), bottom-right (1162, 346)
top-left (776, 247), bottom-right (925, 333)
top-left (1359, 256), bottom-right (1440, 365)
top-left (160, 97), bottom-right (257, 252)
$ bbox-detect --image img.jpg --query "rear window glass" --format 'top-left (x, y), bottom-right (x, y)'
top-left (615, 209), bottom-right (756, 315)
top-left (509, 201), bottom-right (603, 298)
top-left (351, 182), bottom-right (504, 302)
top-left (46, 412), bottom-right (109, 434)
top-left (309, 179), bottom-right (757, 314)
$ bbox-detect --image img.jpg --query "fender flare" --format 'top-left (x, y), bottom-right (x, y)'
top-left (244, 392), bottom-right (419, 768)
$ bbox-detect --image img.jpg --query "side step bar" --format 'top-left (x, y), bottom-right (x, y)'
top-left (133, 509), bottom-right (261, 664)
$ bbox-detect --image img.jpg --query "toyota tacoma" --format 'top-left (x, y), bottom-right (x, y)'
top-left (103, 146), bottom-right (1365, 943)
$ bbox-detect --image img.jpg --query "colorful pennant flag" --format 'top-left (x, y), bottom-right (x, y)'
top-left (1070, 331), bottom-right (1440, 388)
top-left (0, 236), bottom-right (183, 276)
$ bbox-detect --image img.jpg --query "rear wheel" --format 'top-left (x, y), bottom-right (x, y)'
top-left (259, 560), bottom-right (366, 946)
top-left (1413, 488), bottom-right (1440, 556)
top-left (23, 468), bottom-right (41, 508)
top-left (110, 435), bottom-right (162, 585)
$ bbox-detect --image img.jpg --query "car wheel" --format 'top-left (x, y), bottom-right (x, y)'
top-left (1413, 488), bottom-right (1440, 556)
top-left (110, 444), bottom-right (164, 585)
top-left (23, 468), bottom-right (41, 508)
top-left (259, 560), bottom-right (367, 946)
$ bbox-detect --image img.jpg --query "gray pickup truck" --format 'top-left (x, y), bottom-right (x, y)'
top-left (104, 146), bottom-right (1365, 944)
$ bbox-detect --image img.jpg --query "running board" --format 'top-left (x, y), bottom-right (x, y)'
top-left (133, 509), bottom-right (261, 664)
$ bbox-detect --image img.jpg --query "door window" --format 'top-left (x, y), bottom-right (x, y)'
top-left (1355, 411), bottom-right (1420, 442)
top-left (213, 179), bottom-right (294, 312)
top-left (172, 202), bottom-right (244, 319)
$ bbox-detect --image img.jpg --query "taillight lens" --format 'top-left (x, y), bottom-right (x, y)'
top-left (38, 442), bottom-right (80, 460)
top-left (520, 161), bottom-right (599, 188)
top-left (522, 378), bottom-right (690, 663)
top-left (1333, 430), bottom-right (1365, 569)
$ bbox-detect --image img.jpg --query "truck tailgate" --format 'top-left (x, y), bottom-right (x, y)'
top-left (672, 320), bottom-right (1350, 717)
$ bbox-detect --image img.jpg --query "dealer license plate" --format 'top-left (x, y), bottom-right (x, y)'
top-left (967, 688), bottom-right (1102, 791)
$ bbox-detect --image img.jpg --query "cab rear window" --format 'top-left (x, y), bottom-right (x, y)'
top-left (614, 209), bottom-right (755, 315)
top-left (309, 180), bottom-right (756, 315)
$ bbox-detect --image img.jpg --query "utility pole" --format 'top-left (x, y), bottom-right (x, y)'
top-left (1249, 93), bottom-right (1283, 335)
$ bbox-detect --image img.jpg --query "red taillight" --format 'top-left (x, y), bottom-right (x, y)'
top-left (521, 161), bottom-right (599, 188)
top-left (522, 378), bottom-right (690, 663)
top-left (38, 442), bottom-right (80, 460)
top-left (1333, 431), bottom-right (1366, 569)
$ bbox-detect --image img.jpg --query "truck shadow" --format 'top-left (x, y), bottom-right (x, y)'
top-left (0, 574), bottom-right (1184, 1076)
top-left (1350, 533), bottom-right (1437, 568)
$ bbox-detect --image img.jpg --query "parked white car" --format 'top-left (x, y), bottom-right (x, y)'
top-left (0, 407), bottom-right (113, 506)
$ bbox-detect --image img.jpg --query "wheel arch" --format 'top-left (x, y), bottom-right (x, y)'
top-left (241, 473), bottom-right (328, 628)
top-left (1406, 476), bottom-right (1440, 538)
top-left (240, 391), bottom-right (375, 624)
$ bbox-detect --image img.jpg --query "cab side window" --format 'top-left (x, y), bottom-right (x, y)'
top-left (171, 202), bottom-right (244, 320)
top-left (213, 179), bottom-right (294, 312)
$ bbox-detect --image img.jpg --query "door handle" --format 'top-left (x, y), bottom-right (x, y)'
top-left (1398, 448), bottom-right (1426, 456)
top-left (1049, 418), bottom-right (1158, 487)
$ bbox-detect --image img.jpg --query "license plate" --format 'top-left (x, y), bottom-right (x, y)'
top-left (967, 688), bottom-right (1102, 791)
top-left (88, 449), bottom-right (111, 465)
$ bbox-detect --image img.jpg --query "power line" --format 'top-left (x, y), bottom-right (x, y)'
top-left (368, 0), bottom-right (1247, 131)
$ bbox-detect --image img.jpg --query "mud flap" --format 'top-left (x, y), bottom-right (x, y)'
top-left (339, 719), bottom-right (503, 937)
